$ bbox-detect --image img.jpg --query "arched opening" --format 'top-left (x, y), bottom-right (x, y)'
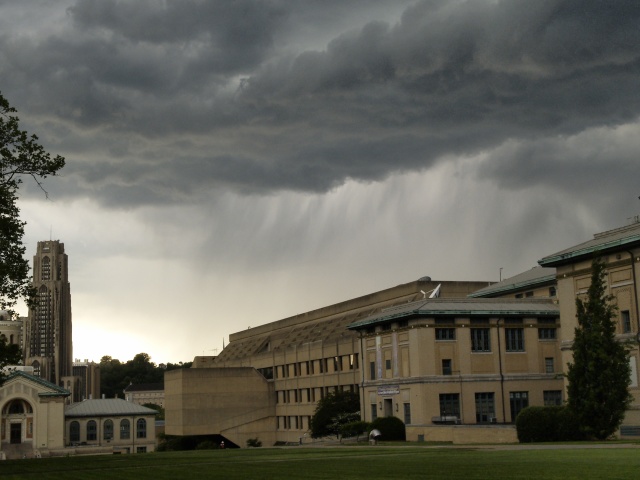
top-left (1, 399), bottom-right (35, 445)
top-left (103, 419), bottom-right (113, 440)
top-left (136, 418), bottom-right (147, 439)
top-left (120, 419), bottom-right (130, 439)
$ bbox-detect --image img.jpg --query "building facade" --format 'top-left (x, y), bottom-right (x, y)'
top-left (347, 298), bottom-right (562, 443)
top-left (539, 217), bottom-right (640, 434)
top-left (124, 383), bottom-right (164, 408)
top-left (165, 279), bottom-right (540, 446)
top-left (65, 399), bottom-right (157, 454)
top-left (23, 241), bottom-right (73, 386)
top-left (0, 371), bottom-right (69, 459)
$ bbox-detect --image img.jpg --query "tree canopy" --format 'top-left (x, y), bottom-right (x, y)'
top-left (309, 390), bottom-right (360, 438)
top-left (566, 257), bottom-right (632, 440)
top-left (0, 334), bottom-right (23, 385)
top-left (100, 353), bottom-right (192, 398)
top-left (0, 91), bottom-right (65, 314)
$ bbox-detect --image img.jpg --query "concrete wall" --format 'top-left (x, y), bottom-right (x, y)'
top-left (165, 367), bottom-right (276, 447)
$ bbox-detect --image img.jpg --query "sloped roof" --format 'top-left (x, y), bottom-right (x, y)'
top-left (469, 267), bottom-right (556, 298)
top-left (539, 220), bottom-right (640, 267)
top-left (65, 399), bottom-right (158, 417)
top-left (348, 298), bottom-right (559, 329)
top-left (4, 370), bottom-right (70, 397)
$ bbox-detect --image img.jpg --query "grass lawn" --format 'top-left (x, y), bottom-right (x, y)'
top-left (1, 445), bottom-right (639, 479)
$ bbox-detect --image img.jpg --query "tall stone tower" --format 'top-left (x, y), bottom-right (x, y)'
top-left (23, 240), bottom-right (73, 386)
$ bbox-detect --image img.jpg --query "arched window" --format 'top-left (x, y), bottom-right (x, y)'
top-left (120, 419), bottom-right (130, 439)
top-left (8, 401), bottom-right (24, 414)
top-left (70, 421), bottom-right (80, 443)
top-left (87, 420), bottom-right (97, 441)
top-left (136, 418), bottom-right (147, 439)
top-left (104, 419), bottom-right (114, 440)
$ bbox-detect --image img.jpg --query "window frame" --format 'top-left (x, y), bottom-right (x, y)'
top-left (471, 328), bottom-right (491, 352)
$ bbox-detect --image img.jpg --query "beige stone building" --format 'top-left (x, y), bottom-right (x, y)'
top-left (166, 279), bottom-right (545, 446)
top-left (539, 217), bottom-right (640, 435)
top-left (0, 371), bottom-right (69, 459)
top-left (65, 399), bottom-right (157, 454)
top-left (348, 297), bottom-right (562, 443)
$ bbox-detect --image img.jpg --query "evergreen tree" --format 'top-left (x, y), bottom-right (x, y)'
top-left (566, 257), bottom-right (632, 440)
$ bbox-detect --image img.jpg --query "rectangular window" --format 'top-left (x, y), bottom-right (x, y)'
top-left (506, 328), bottom-right (525, 352)
top-left (369, 361), bottom-right (376, 380)
top-left (525, 291), bottom-right (534, 298)
top-left (436, 328), bottom-right (456, 340)
top-left (509, 391), bottom-right (529, 422)
top-left (475, 392), bottom-right (495, 424)
top-left (371, 404), bottom-right (378, 421)
top-left (538, 327), bottom-right (556, 340)
top-left (471, 328), bottom-right (491, 352)
top-left (538, 328), bottom-right (556, 340)
top-left (622, 310), bottom-right (632, 333)
top-left (442, 359), bottom-right (452, 375)
top-left (439, 393), bottom-right (460, 418)
top-left (545, 357), bottom-right (554, 374)
top-left (403, 403), bottom-right (411, 424)
top-left (385, 359), bottom-right (392, 370)
top-left (543, 390), bottom-right (563, 406)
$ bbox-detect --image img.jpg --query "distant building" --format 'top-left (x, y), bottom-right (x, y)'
top-left (469, 267), bottom-right (557, 299)
top-left (0, 311), bottom-right (24, 350)
top-left (23, 241), bottom-right (73, 386)
top-left (124, 383), bottom-right (164, 408)
top-left (64, 360), bottom-right (101, 403)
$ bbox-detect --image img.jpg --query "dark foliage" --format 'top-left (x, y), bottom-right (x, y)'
top-left (309, 390), bottom-right (360, 438)
top-left (369, 416), bottom-right (406, 441)
top-left (516, 406), bottom-right (585, 443)
top-left (100, 353), bottom-right (191, 398)
top-left (566, 258), bottom-right (632, 440)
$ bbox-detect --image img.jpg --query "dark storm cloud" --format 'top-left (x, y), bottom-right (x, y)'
top-left (2, 0), bottom-right (639, 206)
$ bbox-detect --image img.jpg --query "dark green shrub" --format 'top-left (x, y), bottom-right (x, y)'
top-left (369, 416), bottom-right (406, 441)
top-left (195, 440), bottom-right (217, 450)
top-left (246, 438), bottom-right (262, 447)
top-left (516, 406), bottom-right (587, 442)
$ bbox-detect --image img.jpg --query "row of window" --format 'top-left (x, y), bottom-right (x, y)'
top-left (276, 385), bottom-right (357, 404)
top-left (277, 415), bottom-right (312, 430)
top-left (69, 418), bottom-right (147, 442)
top-left (370, 390), bottom-right (562, 425)
top-left (437, 327), bottom-right (557, 353)
top-left (274, 355), bottom-right (359, 379)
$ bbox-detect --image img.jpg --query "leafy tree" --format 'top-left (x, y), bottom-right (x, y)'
top-left (309, 390), bottom-right (360, 438)
top-left (0, 91), bottom-right (65, 315)
top-left (100, 353), bottom-right (191, 398)
top-left (566, 258), bottom-right (632, 440)
top-left (0, 334), bottom-right (23, 385)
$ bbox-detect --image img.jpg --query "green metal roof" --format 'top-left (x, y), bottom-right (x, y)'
top-left (5, 371), bottom-right (70, 397)
top-left (469, 267), bottom-right (556, 298)
top-left (65, 399), bottom-right (158, 418)
top-left (347, 298), bottom-right (559, 330)
top-left (539, 221), bottom-right (640, 267)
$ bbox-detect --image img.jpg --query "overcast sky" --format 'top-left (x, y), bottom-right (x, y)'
top-left (2, 0), bottom-right (639, 364)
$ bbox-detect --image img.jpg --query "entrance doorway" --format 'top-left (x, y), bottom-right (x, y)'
top-left (383, 398), bottom-right (393, 417)
top-left (10, 423), bottom-right (22, 444)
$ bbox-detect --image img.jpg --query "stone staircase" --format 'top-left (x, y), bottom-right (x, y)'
top-left (1, 442), bottom-right (35, 460)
